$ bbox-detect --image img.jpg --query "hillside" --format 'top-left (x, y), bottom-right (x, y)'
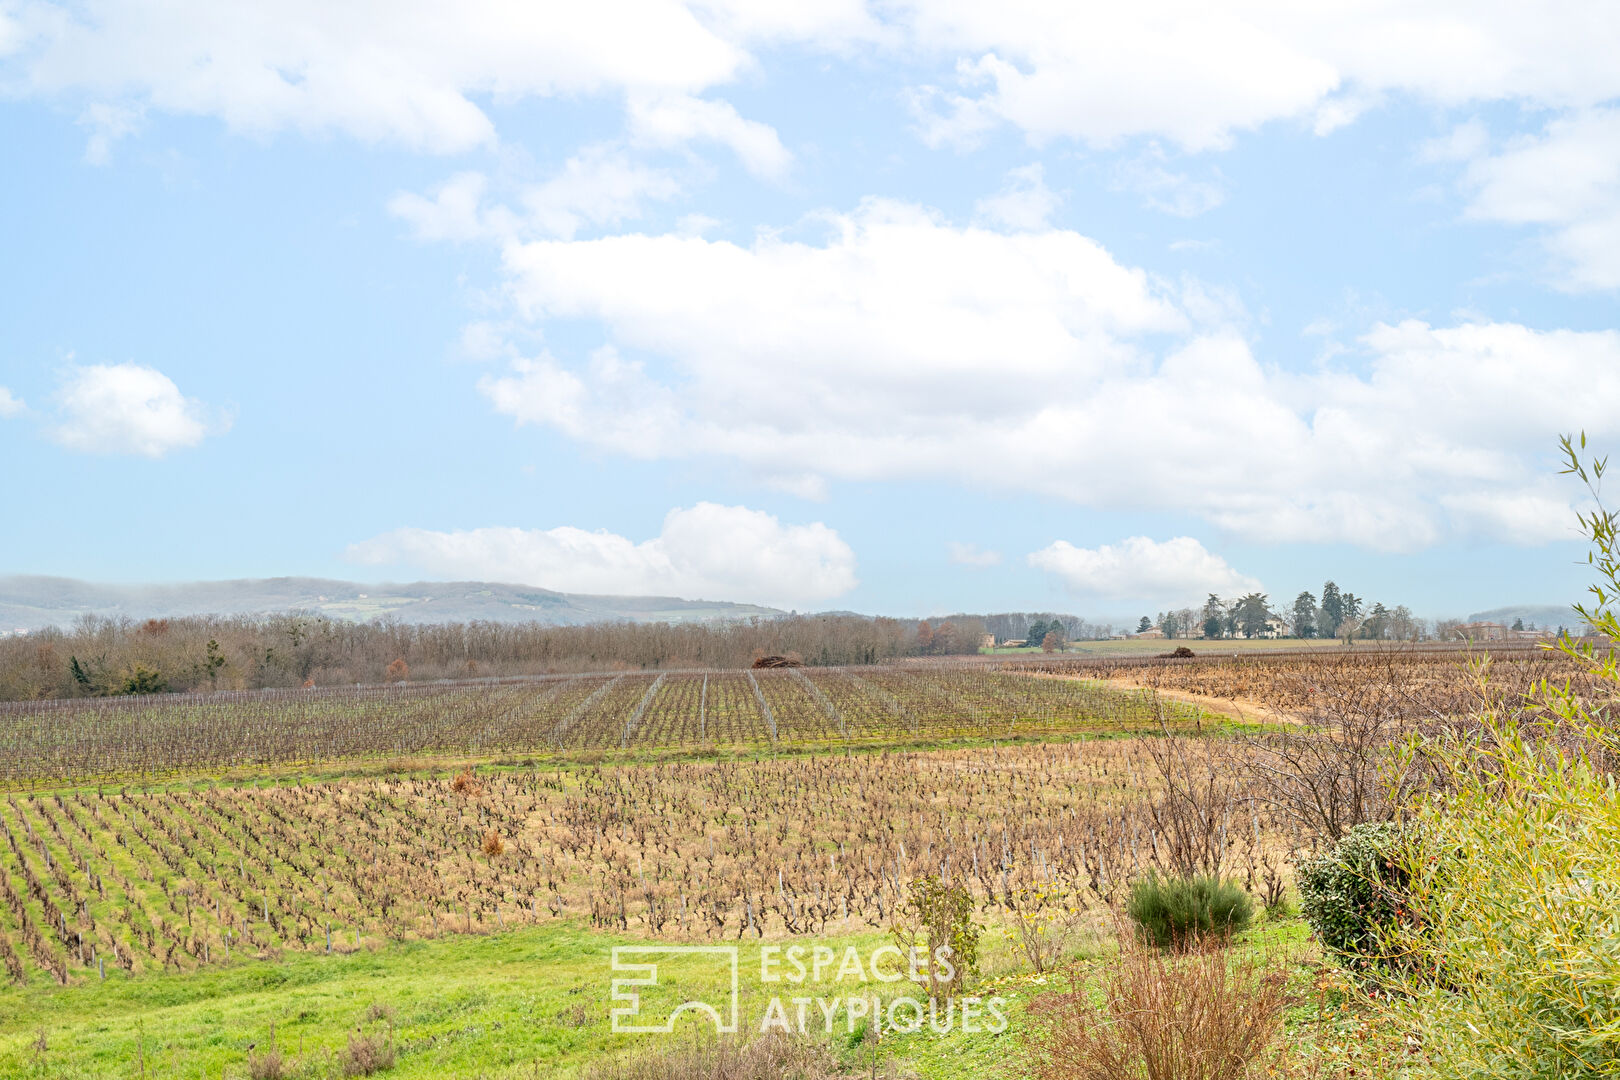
top-left (0, 575), bottom-right (783, 631)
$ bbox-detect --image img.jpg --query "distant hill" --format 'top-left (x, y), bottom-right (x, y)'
top-left (0, 575), bottom-right (784, 631)
top-left (1465, 604), bottom-right (1581, 630)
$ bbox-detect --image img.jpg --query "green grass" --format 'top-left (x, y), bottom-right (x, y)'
top-left (0, 913), bottom-right (1338, 1080)
top-left (0, 921), bottom-right (1041, 1079)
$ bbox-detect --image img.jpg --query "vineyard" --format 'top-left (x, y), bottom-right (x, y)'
top-left (0, 741), bottom-right (1284, 988)
top-left (0, 665), bottom-right (1209, 786)
top-left (1006, 644), bottom-right (1606, 713)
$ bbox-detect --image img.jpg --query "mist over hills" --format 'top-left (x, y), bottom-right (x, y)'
top-left (1464, 605), bottom-right (1580, 630)
top-left (0, 576), bottom-right (784, 631)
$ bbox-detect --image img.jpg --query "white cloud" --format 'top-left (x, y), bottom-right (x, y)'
top-left (974, 164), bottom-right (1059, 231)
top-left (0, 386), bottom-right (23, 418)
top-left (4, 0), bottom-right (768, 152)
top-left (389, 172), bottom-right (502, 242)
top-left (470, 198), bottom-right (1620, 550)
top-left (1029, 536), bottom-right (1260, 606)
top-left (390, 150), bottom-right (681, 243)
top-left (1112, 151), bottom-right (1224, 217)
top-left (52, 363), bottom-right (226, 457)
top-left (8, 2), bottom-right (1618, 174)
top-left (1457, 108), bottom-right (1620, 290)
top-left (520, 147), bottom-right (684, 237)
top-left (627, 94), bottom-right (792, 179)
top-left (77, 101), bottom-right (143, 165)
top-left (347, 502), bottom-right (857, 608)
top-left (898, 3), bottom-right (1620, 151)
top-left (947, 542), bottom-right (1001, 568)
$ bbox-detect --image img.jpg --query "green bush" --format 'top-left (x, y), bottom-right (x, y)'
top-left (1296, 821), bottom-right (1415, 972)
top-left (1126, 874), bottom-right (1253, 948)
top-left (1377, 436), bottom-right (1620, 1076)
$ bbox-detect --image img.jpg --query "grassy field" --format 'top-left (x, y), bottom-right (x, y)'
top-left (0, 912), bottom-right (1341, 1079)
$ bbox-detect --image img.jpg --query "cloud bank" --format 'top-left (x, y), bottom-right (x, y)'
top-left (1029, 536), bottom-right (1261, 607)
top-left (473, 200), bottom-right (1605, 550)
top-left (348, 502), bottom-right (857, 609)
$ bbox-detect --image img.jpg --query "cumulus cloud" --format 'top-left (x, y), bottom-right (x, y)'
top-left (470, 199), bottom-right (1619, 550)
top-left (52, 363), bottom-right (226, 457)
top-left (2, 0), bottom-right (759, 153)
top-left (1458, 107), bottom-right (1620, 290)
top-left (0, 386), bottom-right (23, 418)
top-left (899, 3), bottom-right (1620, 151)
top-left (10, 3), bottom-right (1617, 163)
top-left (946, 542), bottom-right (1002, 568)
top-left (347, 503), bottom-right (857, 608)
top-left (1029, 536), bottom-right (1260, 607)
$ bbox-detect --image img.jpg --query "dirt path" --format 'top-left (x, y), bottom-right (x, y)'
top-left (1092, 677), bottom-right (1299, 726)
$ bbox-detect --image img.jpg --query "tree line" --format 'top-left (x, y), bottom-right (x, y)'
top-left (1147, 582), bottom-right (1451, 642)
top-left (0, 609), bottom-right (1092, 701)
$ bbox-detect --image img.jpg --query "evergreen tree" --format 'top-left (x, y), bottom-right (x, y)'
top-left (1292, 591), bottom-right (1318, 638)
top-left (1320, 581), bottom-right (1344, 637)
top-left (1236, 593), bottom-right (1272, 638)
top-left (1137, 616), bottom-right (1152, 634)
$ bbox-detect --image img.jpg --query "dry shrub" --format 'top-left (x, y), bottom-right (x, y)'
top-left (248, 1022), bottom-right (288, 1080)
top-left (385, 658), bottom-right (409, 682)
top-left (580, 1032), bottom-right (837, 1080)
top-left (481, 829), bottom-right (504, 857)
top-left (450, 768), bottom-right (482, 796)
top-left (342, 1030), bottom-right (395, 1076)
top-left (1027, 939), bottom-right (1288, 1080)
top-left (248, 1046), bottom-right (287, 1080)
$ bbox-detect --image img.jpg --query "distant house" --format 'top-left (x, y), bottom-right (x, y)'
top-left (979, 634), bottom-right (996, 650)
top-left (1456, 621), bottom-right (1508, 641)
top-left (1002, 639), bottom-right (1028, 648)
top-left (1131, 628), bottom-right (1166, 639)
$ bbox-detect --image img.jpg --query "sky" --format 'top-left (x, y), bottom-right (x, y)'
top-left (2, 2), bottom-right (1619, 623)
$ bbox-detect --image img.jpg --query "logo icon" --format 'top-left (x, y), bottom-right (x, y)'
top-left (610, 946), bottom-right (740, 1034)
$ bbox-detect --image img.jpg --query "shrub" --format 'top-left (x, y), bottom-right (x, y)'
top-left (891, 875), bottom-right (980, 1000)
top-left (342, 1030), bottom-right (395, 1076)
top-left (1026, 938), bottom-right (1288, 1080)
top-left (1296, 821), bottom-right (1415, 972)
top-left (120, 664), bottom-right (167, 696)
top-left (247, 1021), bottom-right (288, 1080)
top-left (1126, 874), bottom-right (1253, 948)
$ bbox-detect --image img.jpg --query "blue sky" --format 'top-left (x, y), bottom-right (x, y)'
top-left (2, 2), bottom-right (1619, 622)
